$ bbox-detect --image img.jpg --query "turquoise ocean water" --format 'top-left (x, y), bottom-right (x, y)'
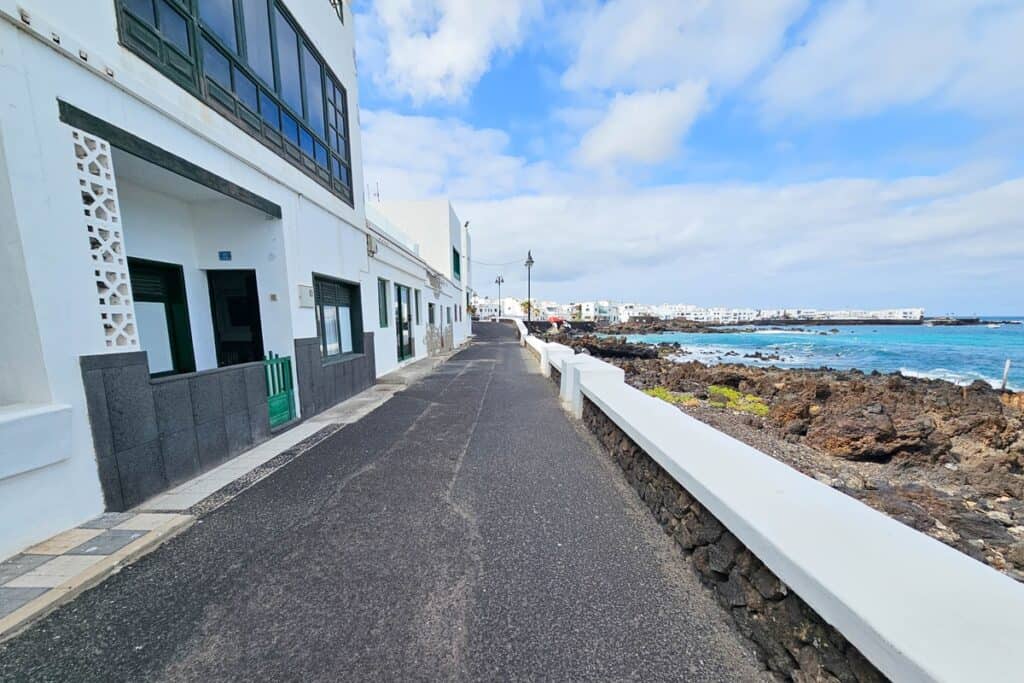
top-left (625, 319), bottom-right (1024, 391)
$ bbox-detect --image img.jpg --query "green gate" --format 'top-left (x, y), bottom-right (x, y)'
top-left (264, 352), bottom-right (296, 429)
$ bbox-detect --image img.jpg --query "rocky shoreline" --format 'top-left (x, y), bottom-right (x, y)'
top-left (545, 333), bottom-right (1024, 581)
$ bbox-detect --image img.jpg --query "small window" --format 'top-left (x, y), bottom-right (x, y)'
top-left (414, 290), bottom-right (422, 325)
top-left (125, 0), bottom-right (155, 23)
top-left (157, 0), bottom-right (190, 53)
top-left (378, 278), bottom-right (389, 328)
top-left (452, 247), bottom-right (461, 281)
top-left (233, 66), bottom-right (258, 110)
top-left (259, 90), bottom-right (280, 128)
top-left (314, 276), bottom-right (360, 358)
top-left (428, 303), bottom-right (436, 326)
top-left (201, 37), bottom-right (231, 88)
top-left (447, 307), bottom-right (452, 325)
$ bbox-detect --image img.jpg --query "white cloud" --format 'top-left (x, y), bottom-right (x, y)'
top-left (359, 109), bottom-right (1024, 311)
top-left (576, 83), bottom-right (708, 168)
top-left (758, 0), bottom-right (1024, 120)
top-left (356, 0), bottom-right (540, 103)
top-left (460, 172), bottom-right (1024, 311)
top-left (562, 0), bottom-right (807, 93)
top-left (360, 110), bottom-right (576, 200)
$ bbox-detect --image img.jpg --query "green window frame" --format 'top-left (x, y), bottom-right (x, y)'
top-left (128, 257), bottom-right (197, 377)
top-left (314, 275), bottom-right (362, 358)
top-left (115, 0), bottom-right (354, 206)
top-left (452, 247), bottom-right (461, 281)
top-left (377, 278), bottom-right (389, 328)
top-left (414, 289), bottom-right (421, 325)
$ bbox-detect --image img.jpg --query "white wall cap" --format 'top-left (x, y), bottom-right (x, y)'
top-left (569, 363), bottom-right (624, 418)
top-left (0, 403), bottom-right (72, 481)
top-left (547, 347), bottom-right (575, 369)
top-left (559, 354), bottom-right (606, 402)
top-left (578, 374), bottom-right (1024, 683)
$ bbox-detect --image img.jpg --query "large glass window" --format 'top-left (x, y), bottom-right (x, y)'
top-left (314, 276), bottom-right (360, 358)
top-left (116, 0), bottom-right (354, 206)
top-left (273, 8), bottom-right (302, 114)
top-left (199, 0), bottom-right (237, 52)
top-left (302, 45), bottom-right (325, 136)
top-left (242, 0), bottom-right (274, 85)
top-left (452, 247), bottom-right (461, 280)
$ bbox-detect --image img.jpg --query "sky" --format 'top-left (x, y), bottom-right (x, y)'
top-left (351, 0), bottom-right (1024, 315)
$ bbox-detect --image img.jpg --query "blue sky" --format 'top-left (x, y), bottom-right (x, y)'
top-left (352, 1), bottom-right (1024, 315)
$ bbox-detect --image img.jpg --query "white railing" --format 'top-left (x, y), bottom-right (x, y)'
top-left (518, 330), bottom-right (1024, 683)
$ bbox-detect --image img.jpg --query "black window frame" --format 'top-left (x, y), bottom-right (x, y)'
top-left (115, 0), bottom-right (354, 206)
top-left (377, 278), bottom-right (389, 328)
top-left (328, 0), bottom-right (343, 24)
top-left (452, 247), bottom-right (461, 281)
top-left (313, 274), bottom-right (362, 359)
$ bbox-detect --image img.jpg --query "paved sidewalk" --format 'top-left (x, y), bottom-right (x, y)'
top-left (0, 324), bottom-right (765, 681)
top-left (0, 513), bottom-right (190, 634)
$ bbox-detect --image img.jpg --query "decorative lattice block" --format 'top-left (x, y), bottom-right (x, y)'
top-left (71, 128), bottom-right (138, 349)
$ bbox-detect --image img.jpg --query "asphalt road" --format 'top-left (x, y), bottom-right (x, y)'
top-left (0, 322), bottom-right (765, 681)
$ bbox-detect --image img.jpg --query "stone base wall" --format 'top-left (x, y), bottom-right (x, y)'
top-left (81, 352), bottom-right (270, 511)
top-left (294, 333), bottom-right (376, 420)
top-left (581, 396), bottom-right (886, 683)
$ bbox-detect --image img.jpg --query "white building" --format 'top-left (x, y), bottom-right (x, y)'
top-left (0, 1), bottom-right (469, 560)
top-left (365, 203), bottom-right (472, 377)
top-left (574, 301), bottom-right (616, 322)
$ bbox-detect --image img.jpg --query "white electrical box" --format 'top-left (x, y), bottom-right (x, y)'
top-left (298, 284), bottom-right (315, 308)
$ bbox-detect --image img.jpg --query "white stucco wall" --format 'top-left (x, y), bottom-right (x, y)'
top-left (0, 0), bottom-right (370, 557)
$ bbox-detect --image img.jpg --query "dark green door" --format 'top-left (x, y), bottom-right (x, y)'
top-left (395, 284), bottom-right (413, 361)
top-left (128, 257), bottom-right (196, 376)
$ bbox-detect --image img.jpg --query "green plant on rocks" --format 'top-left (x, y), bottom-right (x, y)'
top-left (707, 385), bottom-right (769, 416)
top-left (644, 386), bottom-right (700, 407)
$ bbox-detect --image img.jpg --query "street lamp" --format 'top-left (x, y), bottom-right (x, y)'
top-left (494, 275), bottom-right (504, 317)
top-left (524, 251), bottom-right (534, 322)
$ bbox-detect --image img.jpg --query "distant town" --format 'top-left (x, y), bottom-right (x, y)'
top-left (470, 295), bottom-right (925, 324)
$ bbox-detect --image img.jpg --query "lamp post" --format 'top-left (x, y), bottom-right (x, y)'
top-left (494, 275), bottom-right (504, 317)
top-left (524, 251), bottom-right (534, 322)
